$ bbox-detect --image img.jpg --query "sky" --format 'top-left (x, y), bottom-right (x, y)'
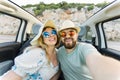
top-left (11, 0), bottom-right (114, 6)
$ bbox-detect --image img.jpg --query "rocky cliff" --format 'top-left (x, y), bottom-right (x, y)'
top-left (0, 7), bottom-right (120, 41)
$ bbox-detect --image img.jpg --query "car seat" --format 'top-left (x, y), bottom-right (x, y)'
top-left (78, 26), bottom-right (86, 41)
top-left (18, 23), bottom-right (42, 55)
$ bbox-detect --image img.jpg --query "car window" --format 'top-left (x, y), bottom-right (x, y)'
top-left (0, 13), bottom-right (21, 43)
top-left (103, 18), bottom-right (120, 51)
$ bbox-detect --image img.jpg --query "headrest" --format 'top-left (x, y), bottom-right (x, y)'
top-left (32, 23), bottom-right (42, 35)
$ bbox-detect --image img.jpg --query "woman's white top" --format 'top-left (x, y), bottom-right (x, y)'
top-left (12, 46), bottom-right (59, 80)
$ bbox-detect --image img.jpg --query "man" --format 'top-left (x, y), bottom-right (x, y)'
top-left (57, 20), bottom-right (120, 80)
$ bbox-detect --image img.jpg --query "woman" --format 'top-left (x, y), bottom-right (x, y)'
top-left (0, 20), bottom-right (60, 80)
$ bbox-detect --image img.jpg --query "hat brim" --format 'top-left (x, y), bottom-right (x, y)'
top-left (30, 20), bottom-right (57, 46)
top-left (30, 25), bottom-right (44, 46)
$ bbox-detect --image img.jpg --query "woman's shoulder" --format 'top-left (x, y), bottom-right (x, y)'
top-left (14, 46), bottom-right (46, 69)
top-left (24, 46), bottom-right (44, 53)
top-left (15, 46), bottom-right (46, 62)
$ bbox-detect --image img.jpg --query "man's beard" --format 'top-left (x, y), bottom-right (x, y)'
top-left (62, 38), bottom-right (76, 49)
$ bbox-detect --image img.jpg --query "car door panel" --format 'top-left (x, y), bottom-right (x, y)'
top-left (0, 42), bottom-right (21, 62)
top-left (0, 42), bottom-right (21, 75)
top-left (0, 60), bottom-right (13, 75)
top-left (99, 49), bottom-right (120, 60)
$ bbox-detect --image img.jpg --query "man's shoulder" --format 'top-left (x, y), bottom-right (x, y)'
top-left (78, 42), bottom-right (93, 47)
top-left (57, 46), bottom-right (65, 55)
top-left (58, 46), bottom-right (64, 51)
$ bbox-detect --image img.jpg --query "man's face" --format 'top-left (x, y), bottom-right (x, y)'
top-left (60, 28), bottom-right (78, 49)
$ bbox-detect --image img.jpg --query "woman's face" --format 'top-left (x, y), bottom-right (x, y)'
top-left (42, 27), bottom-right (57, 46)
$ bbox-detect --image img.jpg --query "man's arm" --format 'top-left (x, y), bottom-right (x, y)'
top-left (86, 53), bottom-right (120, 80)
top-left (1, 70), bottom-right (22, 80)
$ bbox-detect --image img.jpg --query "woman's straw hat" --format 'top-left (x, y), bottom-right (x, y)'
top-left (30, 20), bottom-right (57, 46)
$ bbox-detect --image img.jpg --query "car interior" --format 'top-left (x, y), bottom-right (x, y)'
top-left (0, 0), bottom-right (120, 78)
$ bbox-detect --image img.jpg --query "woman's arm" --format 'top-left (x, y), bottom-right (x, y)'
top-left (86, 53), bottom-right (120, 80)
top-left (1, 70), bottom-right (22, 80)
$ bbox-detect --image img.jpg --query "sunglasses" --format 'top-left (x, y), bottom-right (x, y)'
top-left (42, 29), bottom-right (57, 38)
top-left (60, 30), bottom-right (76, 38)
